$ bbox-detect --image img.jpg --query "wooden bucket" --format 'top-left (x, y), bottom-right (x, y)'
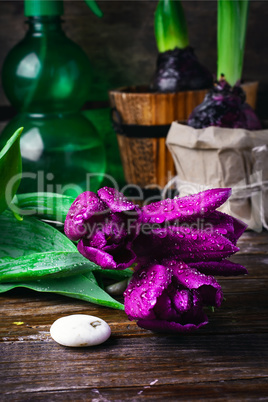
top-left (109, 85), bottom-right (207, 189)
top-left (109, 82), bottom-right (258, 189)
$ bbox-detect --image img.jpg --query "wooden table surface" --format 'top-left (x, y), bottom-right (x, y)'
top-left (0, 230), bottom-right (268, 401)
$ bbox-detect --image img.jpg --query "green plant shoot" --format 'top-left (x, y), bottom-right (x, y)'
top-left (217, 0), bottom-right (249, 86)
top-left (0, 127), bottom-right (23, 214)
top-left (154, 0), bottom-right (189, 53)
top-left (84, 0), bottom-right (103, 17)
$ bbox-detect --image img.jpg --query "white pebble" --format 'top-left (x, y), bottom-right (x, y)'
top-left (50, 314), bottom-right (111, 347)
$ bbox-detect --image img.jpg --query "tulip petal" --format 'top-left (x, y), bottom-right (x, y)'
top-left (231, 215), bottom-right (248, 242)
top-left (77, 239), bottom-right (136, 270)
top-left (173, 262), bottom-right (223, 307)
top-left (204, 211), bottom-right (247, 245)
top-left (140, 188), bottom-right (232, 224)
top-left (133, 226), bottom-right (239, 265)
top-left (153, 290), bottom-right (180, 321)
top-left (188, 260), bottom-right (248, 276)
top-left (77, 241), bottom-right (116, 269)
top-left (98, 187), bottom-right (137, 212)
top-left (124, 264), bottom-right (173, 320)
top-left (164, 226), bottom-right (240, 262)
top-left (64, 192), bottom-right (107, 241)
top-left (88, 230), bottom-right (107, 249)
top-left (173, 289), bottom-right (193, 313)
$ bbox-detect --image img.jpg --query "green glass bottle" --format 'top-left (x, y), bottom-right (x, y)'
top-left (1, 0), bottom-right (105, 197)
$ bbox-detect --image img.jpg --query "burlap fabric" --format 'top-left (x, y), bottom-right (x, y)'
top-left (166, 122), bottom-right (268, 231)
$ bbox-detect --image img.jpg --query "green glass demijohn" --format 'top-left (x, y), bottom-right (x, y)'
top-left (1, 0), bottom-right (105, 197)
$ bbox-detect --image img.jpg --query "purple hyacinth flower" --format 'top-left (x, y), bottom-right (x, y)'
top-left (124, 262), bottom-right (223, 333)
top-left (64, 187), bottom-right (140, 269)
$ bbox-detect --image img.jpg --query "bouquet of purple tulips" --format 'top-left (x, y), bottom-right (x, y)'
top-left (64, 187), bottom-right (247, 333)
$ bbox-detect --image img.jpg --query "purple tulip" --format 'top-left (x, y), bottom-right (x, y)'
top-left (64, 186), bottom-right (247, 333)
top-left (64, 187), bottom-right (139, 269)
top-left (64, 186), bottom-right (246, 271)
top-left (124, 262), bottom-right (223, 333)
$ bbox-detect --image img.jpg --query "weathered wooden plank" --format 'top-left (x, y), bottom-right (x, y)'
top-left (236, 231), bottom-right (268, 255)
top-left (0, 334), bottom-right (267, 395)
top-left (0, 288), bottom-right (267, 340)
top-left (5, 379), bottom-right (268, 402)
top-left (237, 230), bottom-right (268, 243)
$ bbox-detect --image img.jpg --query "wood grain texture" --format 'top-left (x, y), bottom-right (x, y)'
top-left (109, 86), bottom-right (208, 189)
top-left (0, 230), bottom-right (268, 400)
top-left (109, 86), bottom-right (208, 125)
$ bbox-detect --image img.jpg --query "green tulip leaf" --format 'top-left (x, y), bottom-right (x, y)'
top-left (0, 127), bottom-right (23, 214)
top-left (0, 210), bottom-right (76, 258)
top-left (0, 271), bottom-right (124, 310)
top-left (0, 208), bottom-right (130, 309)
top-left (0, 251), bottom-right (100, 283)
top-left (13, 192), bottom-right (75, 223)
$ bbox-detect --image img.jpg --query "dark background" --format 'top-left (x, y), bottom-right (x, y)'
top-left (0, 0), bottom-right (267, 118)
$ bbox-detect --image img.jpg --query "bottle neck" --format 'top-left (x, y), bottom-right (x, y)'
top-left (26, 16), bottom-right (64, 34)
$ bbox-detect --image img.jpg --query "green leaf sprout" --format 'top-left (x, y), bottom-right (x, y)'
top-left (217, 0), bottom-right (249, 86)
top-left (154, 0), bottom-right (189, 53)
top-left (0, 127), bottom-right (23, 214)
top-left (84, 0), bottom-right (103, 18)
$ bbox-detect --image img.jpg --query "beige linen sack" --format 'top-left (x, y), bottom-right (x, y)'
top-left (166, 122), bottom-right (268, 231)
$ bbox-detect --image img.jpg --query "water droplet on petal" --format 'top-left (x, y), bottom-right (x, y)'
top-left (75, 214), bottom-right (84, 222)
top-left (138, 271), bottom-right (147, 280)
top-left (141, 291), bottom-right (148, 299)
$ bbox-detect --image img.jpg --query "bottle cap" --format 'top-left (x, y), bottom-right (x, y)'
top-left (24, 0), bottom-right (64, 17)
